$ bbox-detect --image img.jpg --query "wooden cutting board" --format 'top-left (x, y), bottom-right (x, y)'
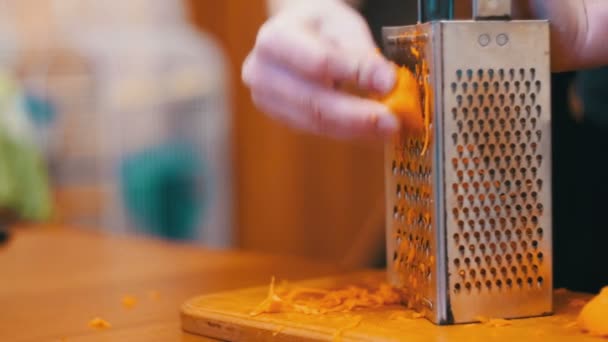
top-left (181, 270), bottom-right (601, 341)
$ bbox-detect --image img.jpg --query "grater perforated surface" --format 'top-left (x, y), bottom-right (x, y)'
top-left (384, 20), bottom-right (553, 324)
top-left (442, 21), bottom-right (552, 323)
top-left (448, 66), bottom-right (547, 293)
top-left (383, 24), bottom-right (440, 319)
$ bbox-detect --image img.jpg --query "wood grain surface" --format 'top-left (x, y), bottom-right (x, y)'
top-left (0, 226), bottom-right (339, 341)
top-left (182, 271), bottom-right (601, 342)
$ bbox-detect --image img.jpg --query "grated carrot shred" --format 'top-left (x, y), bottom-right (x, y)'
top-left (381, 66), bottom-right (424, 133)
top-left (475, 316), bottom-right (512, 327)
top-left (88, 317), bottom-right (111, 330)
top-left (121, 295), bottom-right (137, 309)
top-left (250, 278), bottom-right (405, 317)
top-left (379, 46), bottom-right (432, 157)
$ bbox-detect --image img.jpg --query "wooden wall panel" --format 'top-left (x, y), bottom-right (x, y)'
top-left (187, 0), bottom-right (385, 265)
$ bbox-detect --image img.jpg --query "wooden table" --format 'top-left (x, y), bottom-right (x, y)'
top-left (0, 226), bottom-right (340, 341)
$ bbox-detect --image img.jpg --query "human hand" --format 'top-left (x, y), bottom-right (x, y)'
top-left (242, 0), bottom-right (402, 139)
top-left (513, 0), bottom-right (608, 72)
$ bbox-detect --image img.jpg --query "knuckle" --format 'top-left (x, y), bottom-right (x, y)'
top-left (241, 58), bottom-right (266, 90)
top-left (241, 55), bottom-right (255, 85)
top-left (356, 56), bottom-right (378, 89)
top-left (255, 22), bottom-right (278, 50)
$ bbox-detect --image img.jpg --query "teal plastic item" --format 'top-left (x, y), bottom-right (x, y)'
top-left (120, 141), bottom-right (209, 241)
top-left (23, 92), bottom-right (56, 126)
top-left (418, 0), bottom-right (454, 22)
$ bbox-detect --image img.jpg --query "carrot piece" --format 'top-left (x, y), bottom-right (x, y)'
top-left (380, 66), bottom-right (424, 132)
top-left (578, 286), bottom-right (608, 337)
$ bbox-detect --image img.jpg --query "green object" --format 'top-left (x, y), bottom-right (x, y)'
top-left (120, 142), bottom-right (208, 240)
top-left (0, 70), bottom-right (52, 222)
top-left (0, 126), bottom-right (52, 221)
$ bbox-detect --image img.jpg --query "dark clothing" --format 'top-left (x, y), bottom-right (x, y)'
top-left (361, 0), bottom-right (418, 44)
top-left (360, 1), bottom-right (608, 293)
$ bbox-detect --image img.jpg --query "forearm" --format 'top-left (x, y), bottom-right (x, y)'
top-left (515, 0), bottom-right (608, 72)
top-left (567, 0), bottom-right (608, 71)
top-left (266, 0), bottom-right (363, 15)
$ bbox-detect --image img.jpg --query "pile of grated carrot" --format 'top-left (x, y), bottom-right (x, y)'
top-left (250, 277), bottom-right (405, 316)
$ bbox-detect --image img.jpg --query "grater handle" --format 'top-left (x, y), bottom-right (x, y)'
top-left (473, 0), bottom-right (512, 20)
top-left (417, 0), bottom-right (454, 23)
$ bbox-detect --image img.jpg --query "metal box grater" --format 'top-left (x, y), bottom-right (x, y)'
top-left (382, 0), bottom-right (553, 325)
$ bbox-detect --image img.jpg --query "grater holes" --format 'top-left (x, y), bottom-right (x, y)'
top-left (449, 66), bottom-right (547, 297)
top-left (537, 276), bottom-right (544, 287)
top-left (473, 82), bottom-right (479, 93)
top-left (467, 69), bottom-right (474, 81)
top-left (509, 93), bottom-right (516, 106)
top-left (467, 95), bottom-right (474, 106)
top-left (488, 69), bottom-right (495, 80)
top-left (470, 269), bottom-right (477, 278)
top-left (498, 93), bottom-right (505, 106)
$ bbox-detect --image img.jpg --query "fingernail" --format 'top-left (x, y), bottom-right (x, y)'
top-left (377, 113), bottom-right (399, 134)
top-left (373, 64), bottom-right (396, 94)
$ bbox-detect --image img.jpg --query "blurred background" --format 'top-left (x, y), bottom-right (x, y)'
top-left (0, 0), bottom-right (385, 266)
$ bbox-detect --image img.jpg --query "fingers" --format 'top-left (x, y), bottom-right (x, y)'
top-left (254, 17), bottom-right (396, 94)
top-left (243, 54), bottom-right (399, 138)
top-left (242, 2), bottom-right (403, 140)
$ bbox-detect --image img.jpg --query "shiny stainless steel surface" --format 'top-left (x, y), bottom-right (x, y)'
top-left (382, 15), bottom-right (552, 325)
